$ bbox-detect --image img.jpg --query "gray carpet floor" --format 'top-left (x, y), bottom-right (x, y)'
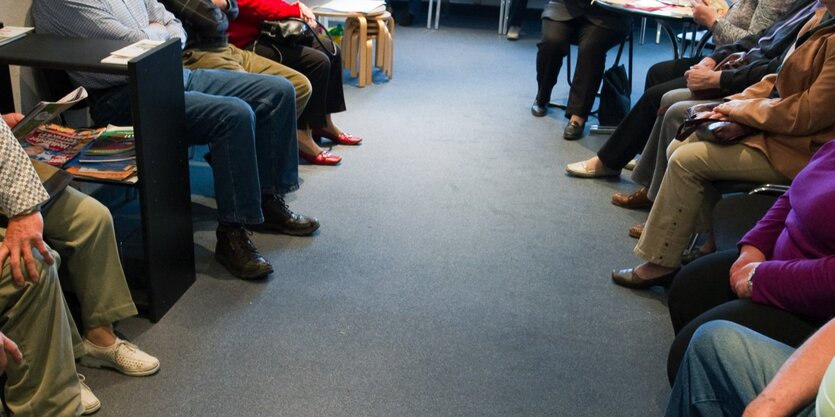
top-left (86, 10), bottom-right (689, 416)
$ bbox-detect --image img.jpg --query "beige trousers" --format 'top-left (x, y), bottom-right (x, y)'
top-left (182, 44), bottom-right (312, 118)
top-left (43, 187), bottom-right (137, 329)
top-left (0, 249), bottom-right (83, 417)
top-left (634, 136), bottom-right (790, 268)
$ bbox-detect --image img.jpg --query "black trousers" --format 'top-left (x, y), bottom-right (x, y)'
top-left (507, 0), bottom-right (530, 27)
top-left (536, 17), bottom-right (629, 119)
top-left (596, 57), bottom-right (699, 170)
top-left (250, 37), bottom-right (347, 130)
top-left (666, 249), bottom-right (824, 385)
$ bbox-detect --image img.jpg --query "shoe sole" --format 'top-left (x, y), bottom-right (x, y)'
top-left (82, 400), bottom-right (101, 415)
top-left (78, 356), bottom-right (160, 377)
top-left (249, 222), bottom-right (320, 236)
top-left (214, 253), bottom-right (274, 280)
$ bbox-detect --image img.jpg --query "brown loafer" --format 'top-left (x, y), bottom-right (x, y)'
top-left (628, 223), bottom-right (644, 239)
top-left (612, 187), bottom-right (652, 209)
top-left (611, 267), bottom-right (680, 289)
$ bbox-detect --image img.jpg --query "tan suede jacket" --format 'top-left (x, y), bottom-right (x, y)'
top-left (728, 7), bottom-right (835, 179)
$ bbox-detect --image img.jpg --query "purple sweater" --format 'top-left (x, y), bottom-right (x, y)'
top-left (739, 140), bottom-right (835, 319)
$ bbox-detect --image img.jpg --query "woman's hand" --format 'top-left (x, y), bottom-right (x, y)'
top-left (299, 3), bottom-right (318, 28)
top-left (691, 0), bottom-right (719, 28)
top-left (713, 100), bottom-right (745, 116)
top-left (729, 245), bottom-right (766, 298)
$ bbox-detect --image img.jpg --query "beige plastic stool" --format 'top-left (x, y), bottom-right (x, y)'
top-left (317, 10), bottom-right (393, 87)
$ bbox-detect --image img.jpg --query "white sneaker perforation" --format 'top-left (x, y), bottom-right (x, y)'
top-left (80, 338), bottom-right (160, 377)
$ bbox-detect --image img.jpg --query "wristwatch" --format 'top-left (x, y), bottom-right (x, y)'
top-left (745, 265), bottom-right (758, 294)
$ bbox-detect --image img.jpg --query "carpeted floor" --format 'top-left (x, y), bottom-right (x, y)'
top-left (87, 8), bottom-right (690, 416)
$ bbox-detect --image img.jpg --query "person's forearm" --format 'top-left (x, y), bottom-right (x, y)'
top-left (752, 257), bottom-right (835, 318)
top-left (746, 319), bottom-right (835, 416)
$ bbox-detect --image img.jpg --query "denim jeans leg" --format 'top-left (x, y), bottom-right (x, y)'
top-left (182, 84), bottom-right (264, 224)
top-left (665, 320), bottom-right (815, 417)
top-left (187, 69), bottom-right (300, 196)
top-left (249, 77), bottom-right (300, 195)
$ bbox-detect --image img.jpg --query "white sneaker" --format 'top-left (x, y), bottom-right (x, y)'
top-left (624, 158), bottom-right (639, 171)
top-left (78, 374), bottom-right (101, 415)
top-left (506, 25), bottom-right (521, 41)
top-left (80, 338), bottom-right (160, 376)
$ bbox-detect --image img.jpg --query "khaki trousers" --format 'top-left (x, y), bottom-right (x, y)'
top-left (634, 137), bottom-right (790, 268)
top-left (0, 249), bottom-right (83, 417)
top-left (182, 44), bottom-right (312, 118)
top-left (43, 187), bottom-right (137, 329)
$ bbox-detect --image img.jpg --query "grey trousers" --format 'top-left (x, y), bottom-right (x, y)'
top-left (0, 248), bottom-right (83, 417)
top-left (630, 88), bottom-right (714, 200)
top-left (634, 137), bottom-right (790, 268)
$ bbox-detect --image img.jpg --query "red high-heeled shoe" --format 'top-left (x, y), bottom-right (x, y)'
top-left (312, 129), bottom-right (363, 146)
top-left (299, 149), bottom-right (342, 165)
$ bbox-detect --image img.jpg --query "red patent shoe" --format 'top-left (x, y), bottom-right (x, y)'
top-left (312, 129), bottom-right (363, 145)
top-left (299, 149), bottom-right (342, 165)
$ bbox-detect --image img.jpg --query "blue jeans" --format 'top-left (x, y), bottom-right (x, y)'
top-left (665, 320), bottom-right (816, 417)
top-left (89, 69), bottom-right (299, 224)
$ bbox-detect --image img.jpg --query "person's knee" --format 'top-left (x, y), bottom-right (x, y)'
top-left (667, 141), bottom-right (705, 173)
top-left (539, 31), bottom-right (570, 55)
top-left (74, 194), bottom-right (115, 235)
top-left (683, 320), bottom-right (742, 366)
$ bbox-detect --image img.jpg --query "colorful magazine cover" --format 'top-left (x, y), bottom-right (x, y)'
top-left (20, 124), bottom-right (104, 167)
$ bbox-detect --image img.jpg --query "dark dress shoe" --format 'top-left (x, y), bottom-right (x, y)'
top-left (611, 267), bottom-right (680, 289)
top-left (612, 187), bottom-right (653, 209)
top-left (531, 102), bottom-right (547, 117)
top-left (563, 121), bottom-right (585, 140)
top-left (215, 225), bottom-right (274, 279)
top-left (252, 194), bottom-right (321, 236)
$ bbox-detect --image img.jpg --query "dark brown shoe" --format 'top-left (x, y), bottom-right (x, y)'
top-left (612, 187), bottom-right (652, 209)
top-left (215, 225), bottom-right (274, 279)
top-left (611, 267), bottom-right (680, 289)
top-left (252, 194), bottom-right (320, 236)
top-left (628, 223), bottom-right (645, 239)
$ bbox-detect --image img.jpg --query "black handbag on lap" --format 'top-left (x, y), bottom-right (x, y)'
top-left (260, 18), bottom-right (314, 46)
top-left (257, 18), bottom-right (337, 58)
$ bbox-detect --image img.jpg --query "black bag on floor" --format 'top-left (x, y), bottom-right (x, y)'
top-left (598, 42), bottom-right (631, 126)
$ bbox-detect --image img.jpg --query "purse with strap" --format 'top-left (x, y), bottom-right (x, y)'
top-left (675, 102), bottom-right (758, 144)
top-left (256, 18), bottom-right (337, 59)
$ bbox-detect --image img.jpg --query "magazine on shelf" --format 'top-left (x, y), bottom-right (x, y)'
top-left (66, 125), bottom-right (138, 182)
top-left (101, 39), bottom-right (164, 65)
top-left (11, 86), bottom-right (89, 140)
top-left (19, 124), bottom-right (104, 167)
top-left (0, 26), bottom-right (34, 47)
top-left (64, 160), bottom-right (138, 183)
top-left (315, 0), bottom-right (387, 14)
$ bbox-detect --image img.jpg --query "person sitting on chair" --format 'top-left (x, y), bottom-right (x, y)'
top-left (563, 0), bottom-right (803, 177)
top-left (160, 0), bottom-right (345, 165)
top-left (662, 139), bottom-right (835, 385)
top-left (666, 319), bottom-right (835, 417)
top-left (228, 0), bottom-right (364, 165)
top-left (33, 0), bottom-right (321, 280)
top-left (0, 114), bottom-right (84, 417)
top-left (532, 0), bottom-right (631, 140)
top-left (610, 3), bottom-right (835, 290)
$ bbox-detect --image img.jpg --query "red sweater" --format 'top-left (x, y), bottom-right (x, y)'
top-left (227, 0), bottom-right (302, 47)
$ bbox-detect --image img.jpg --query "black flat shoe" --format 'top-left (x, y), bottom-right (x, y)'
top-left (531, 102), bottom-right (547, 117)
top-left (611, 267), bottom-right (680, 289)
top-left (563, 121), bottom-right (585, 140)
